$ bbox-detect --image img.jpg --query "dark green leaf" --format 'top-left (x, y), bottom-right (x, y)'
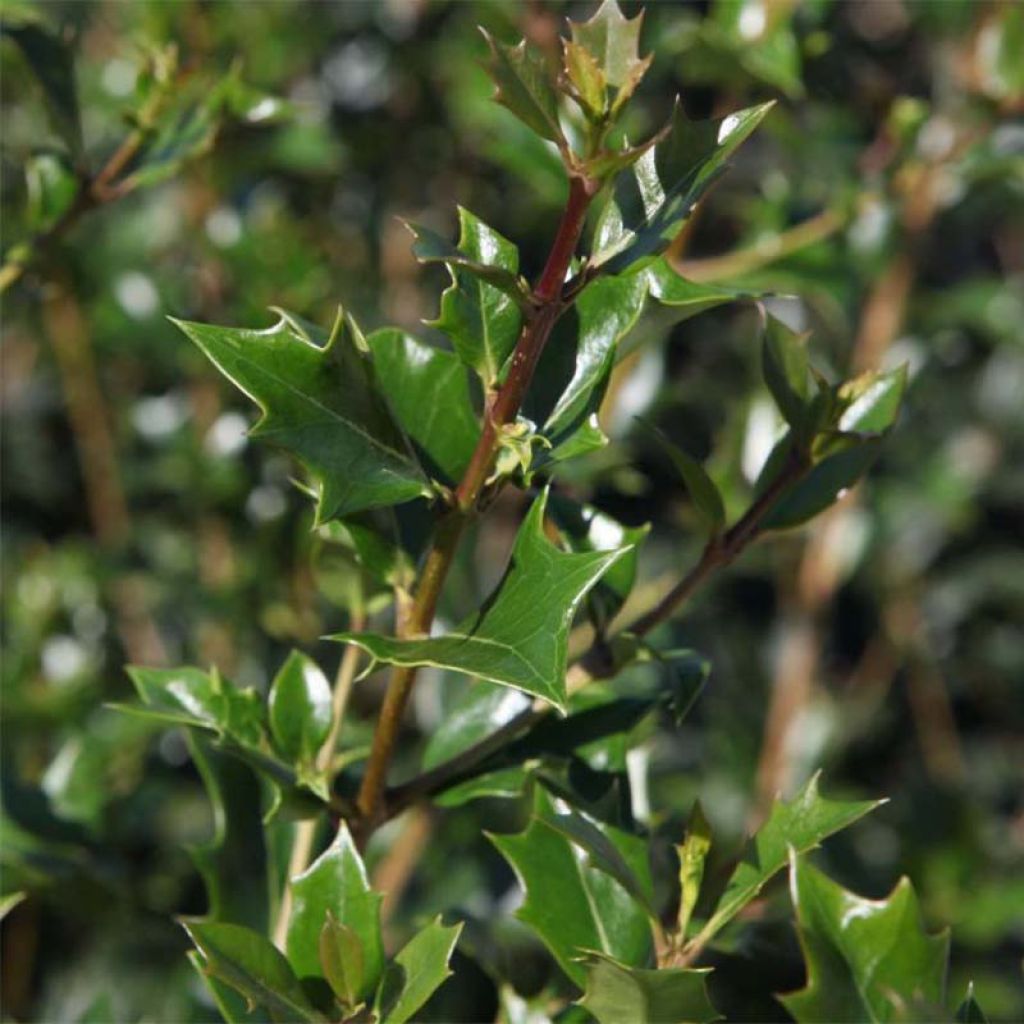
top-left (490, 788), bottom-right (653, 985)
top-left (481, 30), bottom-right (564, 144)
top-left (646, 426), bottom-right (725, 535)
top-left (781, 852), bottom-right (950, 1023)
top-left (426, 208), bottom-right (524, 387)
top-left (319, 911), bottom-right (364, 1011)
top-left (188, 950), bottom-right (254, 1024)
top-left (422, 681), bottom-right (530, 771)
top-left (409, 217), bottom-right (529, 312)
top-left (661, 649), bottom-right (711, 727)
top-left (535, 805), bottom-right (656, 916)
top-left (333, 490), bottom-right (629, 709)
top-left (268, 651), bottom-right (332, 767)
top-left (762, 314), bottom-right (811, 432)
top-left (434, 768), bottom-right (529, 808)
top-left (593, 101), bottom-right (774, 273)
top-left (677, 801), bottom-right (712, 940)
top-left (578, 952), bottom-right (718, 1024)
top-left (285, 823), bottom-right (384, 1000)
top-left (182, 920), bottom-right (324, 1023)
top-left (693, 773), bottom-right (882, 948)
top-left (172, 310), bottom-right (431, 522)
top-left (376, 916), bottom-right (463, 1024)
top-left (2, 19), bottom-right (81, 156)
top-left (955, 983), bottom-right (989, 1024)
top-left (25, 151), bottom-right (77, 232)
top-left (368, 328), bottom-right (479, 482)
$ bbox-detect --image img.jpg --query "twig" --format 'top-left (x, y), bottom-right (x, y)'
top-left (354, 174), bottom-right (599, 834)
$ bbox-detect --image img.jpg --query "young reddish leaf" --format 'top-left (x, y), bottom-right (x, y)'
top-left (569, 0), bottom-right (651, 105)
top-left (319, 911), bottom-right (365, 1011)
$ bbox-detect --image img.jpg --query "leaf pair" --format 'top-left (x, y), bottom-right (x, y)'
top-left (186, 825), bottom-right (461, 1023)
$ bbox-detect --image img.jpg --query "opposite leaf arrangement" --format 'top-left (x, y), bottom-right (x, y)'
top-left (111, 4), bottom-right (986, 1022)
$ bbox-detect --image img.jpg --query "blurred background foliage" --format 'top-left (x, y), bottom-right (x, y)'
top-left (1, 0), bottom-right (1022, 1020)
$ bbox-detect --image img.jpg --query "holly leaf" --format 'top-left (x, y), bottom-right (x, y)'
top-left (481, 30), bottom-right (564, 145)
top-left (759, 365), bottom-right (908, 529)
top-left (172, 309), bottom-right (431, 523)
top-left (489, 788), bottom-right (653, 986)
top-left (677, 801), bottom-right (712, 940)
top-left (423, 208), bottom-right (524, 387)
top-left (578, 951), bottom-right (718, 1024)
top-left (333, 490), bottom-right (630, 710)
top-left (285, 823), bottom-right (384, 1001)
top-left (367, 328), bottom-right (479, 482)
top-left (592, 101), bottom-right (774, 274)
top-left (268, 651), bottom-right (332, 768)
top-left (319, 912), bottom-right (365, 1011)
top-left (570, 0), bottom-right (652, 111)
top-left (182, 920), bottom-right (324, 1023)
top-left (692, 773), bottom-right (882, 949)
top-left (955, 983), bottom-right (989, 1024)
top-left (762, 315), bottom-right (811, 432)
top-left (781, 852), bottom-right (950, 1023)
top-left (375, 917), bottom-right (463, 1024)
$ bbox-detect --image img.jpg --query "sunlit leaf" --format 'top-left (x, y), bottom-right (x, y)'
top-left (268, 651), bottom-right (332, 767)
top-left (376, 916), bottom-right (462, 1024)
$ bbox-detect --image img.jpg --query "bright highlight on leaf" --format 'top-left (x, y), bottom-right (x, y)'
top-left (332, 490), bottom-right (631, 709)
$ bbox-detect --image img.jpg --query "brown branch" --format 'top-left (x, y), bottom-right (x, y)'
top-left (353, 175), bottom-right (598, 833)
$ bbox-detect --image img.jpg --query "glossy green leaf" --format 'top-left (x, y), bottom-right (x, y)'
top-left (593, 100), bottom-right (774, 273)
top-left (955, 983), bottom-right (989, 1024)
top-left (781, 853), bottom-right (950, 1023)
top-left (427, 207), bottom-right (523, 387)
top-left (268, 651), bottom-right (332, 767)
top-left (578, 952), bottom-right (718, 1024)
top-left (535, 804), bottom-right (656, 916)
top-left (367, 327), bottom-right (479, 482)
top-left (319, 911), bottom-right (364, 1011)
top-left (182, 920), bottom-right (324, 1023)
top-left (376, 916), bottom-right (463, 1024)
top-left (490, 788), bottom-right (653, 985)
top-left (285, 823), bottom-right (384, 999)
top-left (694, 773), bottom-right (881, 948)
top-left (334, 490), bottom-right (629, 709)
top-left (762, 315), bottom-right (811, 431)
top-left (172, 310), bottom-right (431, 523)
top-left (644, 259), bottom-right (749, 320)
top-left (676, 801), bottom-right (712, 939)
top-left (407, 219), bottom-right (527, 308)
top-left (544, 270), bottom-right (649, 446)
top-left (423, 681), bottom-right (530, 771)
top-left (647, 426), bottom-right (725, 535)
top-left (186, 734), bottom-right (270, 932)
top-left (761, 366), bottom-right (908, 529)
top-left (434, 767), bottom-right (529, 808)
top-left (548, 495), bottom-right (649, 632)
top-left (187, 949), bottom-right (254, 1024)
top-left (2, 19), bottom-right (82, 156)
top-left (481, 30), bottom-right (564, 144)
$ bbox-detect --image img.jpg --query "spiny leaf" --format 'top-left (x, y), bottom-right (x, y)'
top-left (173, 310), bottom-right (432, 522)
top-left (481, 30), bottom-right (564, 145)
top-left (592, 100), bottom-right (774, 274)
top-left (367, 327), bottom-right (479, 483)
top-left (489, 788), bottom-right (653, 985)
top-left (333, 490), bottom-right (630, 710)
top-left (182, 920), bottom-right (324, 1023)
top-left (780, 852), bottom-right (950, 1023)
top-left (577, 951), bottom-right (718, 1024)
top-left (569, 0), bottom-right (652, 112)
top-left (375, 917), bottom-right (463, 1024)
top-left (425, 207), bottom-right (524, 387)
top-left (285, 823), bottom-right (384, 1000)
top-left (564, 40), bottom-right (606, 119)
top-left (692, 773), bottom-right (882, 949)
top-left (268, 651), bottom-right (332, 767)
